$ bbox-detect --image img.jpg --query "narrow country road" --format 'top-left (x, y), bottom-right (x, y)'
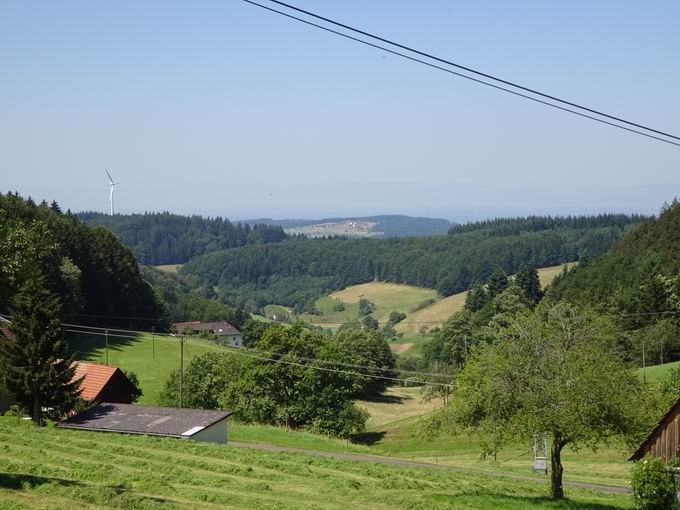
top-left (229, 441), bottom-right (630, 495)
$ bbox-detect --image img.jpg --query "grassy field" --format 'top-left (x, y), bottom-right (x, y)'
top-left (66, 332), bottom-right (225, 405)
top-left (0, 418), bottom-right (631, 509)
top-left (636, 360), bottom-right (679, 385)
top-left (155, 264), bottom-right (183, 273)
top-left (295, 264), bottom-right (575, 353)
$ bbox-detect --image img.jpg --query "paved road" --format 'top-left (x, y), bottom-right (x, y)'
top-left (229, 441), bottom-right (630, 495)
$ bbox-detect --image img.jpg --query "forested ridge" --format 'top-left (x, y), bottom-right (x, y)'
top-left (78, 211), bottom-right (287, 265)
top-left (547, 200), bottom-right (680, 360)
top-left (0, 193), bottom-right (163, 324)
top-left (183, 214), bottom-right (642, 312)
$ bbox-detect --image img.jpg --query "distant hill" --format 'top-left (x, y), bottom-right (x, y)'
top-left (77, 212), bottom-right (287, 265)
top-left (184, 214), bottom-right (643, 313)
top-left (239, 215), bottom-right (453, 238)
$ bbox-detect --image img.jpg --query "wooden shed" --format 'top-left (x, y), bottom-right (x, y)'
top-left (630, 397), bottom-right (680, 461)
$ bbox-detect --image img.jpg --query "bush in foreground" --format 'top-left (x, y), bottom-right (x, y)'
top-left (631, 457), bottom-right (678, 510)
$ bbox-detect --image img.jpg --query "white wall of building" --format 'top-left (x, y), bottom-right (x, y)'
top-left (190, 419), bottom-right (228, 444)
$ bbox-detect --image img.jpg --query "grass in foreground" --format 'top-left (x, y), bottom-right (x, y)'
top-left (0, 418), bottom-right (630, 509)
top-left (66, 332), bottom-right (225, 404)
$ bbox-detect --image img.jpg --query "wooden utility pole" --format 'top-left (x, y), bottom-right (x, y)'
top-left (105, 330), bottom-right (109, 365)
top-left (179, 334), bottom-right (184, 408)
top-left (152, 326), bottom-right (155, 359)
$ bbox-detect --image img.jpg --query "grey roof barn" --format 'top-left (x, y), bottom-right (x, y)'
top-left (59, 403), bottom-right (233, 444)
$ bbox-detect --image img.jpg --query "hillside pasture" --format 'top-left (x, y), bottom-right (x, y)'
top-left (66, 332), bottom-right (224, 405)
top-left (0, 418), bottom-right (631, 509)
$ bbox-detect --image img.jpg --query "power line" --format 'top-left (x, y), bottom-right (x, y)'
top-left (265, 0), bottom-right (680, 143)
top-left (61, 324), bottom-right (450, 383)
top-left (240, 0), bottom-right (680, 148)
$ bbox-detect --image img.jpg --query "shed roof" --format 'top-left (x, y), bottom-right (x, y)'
top-left (73, 362), bottom-right (120, 400)
top-left (58, 403), bottom-right (232, 438)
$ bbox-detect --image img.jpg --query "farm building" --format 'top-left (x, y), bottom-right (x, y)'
top-left (58, 403), bottom-right (233, 444)
top-left (173, 320), bottom-right (243, 347)
top-left (630, 397), bottom-right (680, 461)
top-left (74, 361), bottom-right (141, 404)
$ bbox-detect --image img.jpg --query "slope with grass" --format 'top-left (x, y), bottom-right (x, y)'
top-left (0, 418), bottom-right (631, 509)
top-left (66, 332), bottom-right (225, 404)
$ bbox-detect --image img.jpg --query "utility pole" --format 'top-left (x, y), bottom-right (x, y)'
top-left (642, 336), bottom-right (646, 384)
top-left (105, 330), bottom-right (109, 365)
top-left (179, 334), bottom-right (184, 408)
top-left (152, 325), bottom-right (155, 359)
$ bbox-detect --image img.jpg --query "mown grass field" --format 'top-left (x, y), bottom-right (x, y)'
top-left (0, 418), bottom-right (631, 509)
top-left (636, 360), bottom-right (679, 385)
top-left (233, 387), bottom-right (636, 489)
top-left (66, 332), bottom-right (224, 405)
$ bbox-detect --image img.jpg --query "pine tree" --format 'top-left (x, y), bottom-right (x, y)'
top-left (465, 283), bottom-right (489, 312)
top-left (0, 281), bottom-right (82, 425)
top-left (515, 263), bottom-right (543, 304)
top-left (486, 267), bottom-right (509, 299)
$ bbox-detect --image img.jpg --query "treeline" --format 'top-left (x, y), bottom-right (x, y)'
top-left (183, 214), bottom-right (641, 312)
top-left (547, 200), bottom-right (680, 364)
top-left (448, 213), bottom-right (644, 236)
top-left (78, 212), bottom-right (287, 265)
top-left (0, 193), bottom-right (162, 325)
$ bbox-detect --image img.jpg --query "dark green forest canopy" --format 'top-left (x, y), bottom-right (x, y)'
top-left (0, 193), bottom-right (162, 325)
top-left (547, 200), bottom-right (680, 331)
top-left (78, 211), bottom-right (287, 265)
top-left (183, 214), bottom-right (643, 312)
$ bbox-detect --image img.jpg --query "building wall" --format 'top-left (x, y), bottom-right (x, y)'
top-left (97, 372), bottom-right (137, 404)
top-left (639, 408), bottom-right (680, 461)
top-left (190, 419), bottom-right (228, 444)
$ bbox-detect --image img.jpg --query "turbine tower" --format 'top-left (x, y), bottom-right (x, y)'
top-left (106, 169), bottom-right (118, 215)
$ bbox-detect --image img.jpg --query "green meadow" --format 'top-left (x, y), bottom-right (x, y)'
top-left (0, 418), bottom-right (631, 509)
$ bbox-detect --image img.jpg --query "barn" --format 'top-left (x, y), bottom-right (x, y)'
top-left (74, 362), bottom-right (141, 404)
top-left (58, 403), bottom-right (233, 444)
top-left (630, 397), bottom-right (680, 461)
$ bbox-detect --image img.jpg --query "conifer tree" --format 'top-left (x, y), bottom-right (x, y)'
top-left (464, 283), bottom-right (489, 312)
top-left (486, 267), bottom-right (509, 299)
top-left (515, 263), bottom-right (543, 304)
top-left (0, 281), bottom-right (82, 425)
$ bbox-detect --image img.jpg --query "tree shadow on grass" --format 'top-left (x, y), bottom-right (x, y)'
top-left (351, 431), bottom-right (387, 446)
top-left (429, 493), bottom-right (626, 509)
top-left (0, 472), bottom-right (86, 490)
top-left (360, 393), bottom-right (406, 404)
top-left (64, 331), bottom-right (143, 361)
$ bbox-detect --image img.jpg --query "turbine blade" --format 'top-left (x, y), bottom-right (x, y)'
top-left (105, 168), bottom-right (114, 183)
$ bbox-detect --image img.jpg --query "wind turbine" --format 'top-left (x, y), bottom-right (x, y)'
top-left (106, 169), bottom-right (119, 215)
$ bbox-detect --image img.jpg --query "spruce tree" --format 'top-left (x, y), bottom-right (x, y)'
top-left (486, 267), bottom-right (509, 299)
top-left (515, 263), bottom-right (543, 304)
top-left (465, 283), bottom-right (489, 312)
top-left (0, 281), bottom-right (82, 425)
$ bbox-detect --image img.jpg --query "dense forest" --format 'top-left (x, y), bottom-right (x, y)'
top-left (547, 200), bottom-right (680, 362)
top-left (183, 214), bottom-right (643, 312)
top-left (0, 193), bottom-right (163, 325)
top-left (78, 212), bottom-right (287, 265)
top-left (242, 214), bottom-right (453, 238)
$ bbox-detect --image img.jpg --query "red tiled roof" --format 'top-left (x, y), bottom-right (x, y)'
top-left (73, 362), bottom-right (119, 401)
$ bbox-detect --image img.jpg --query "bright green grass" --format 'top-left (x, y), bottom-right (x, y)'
top-left (636, 360), bottom-right (679, 385)
top-left (66, 332), bottom-right (225, 405)
top-left (0, 418), bottom-right (631, 509)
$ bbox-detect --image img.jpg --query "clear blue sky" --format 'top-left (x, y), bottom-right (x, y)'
top-left (1, 1), bottom-right (678, 221)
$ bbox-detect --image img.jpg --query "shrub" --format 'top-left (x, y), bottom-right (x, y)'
top-left (631, 457), bottom-right (678, 510)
